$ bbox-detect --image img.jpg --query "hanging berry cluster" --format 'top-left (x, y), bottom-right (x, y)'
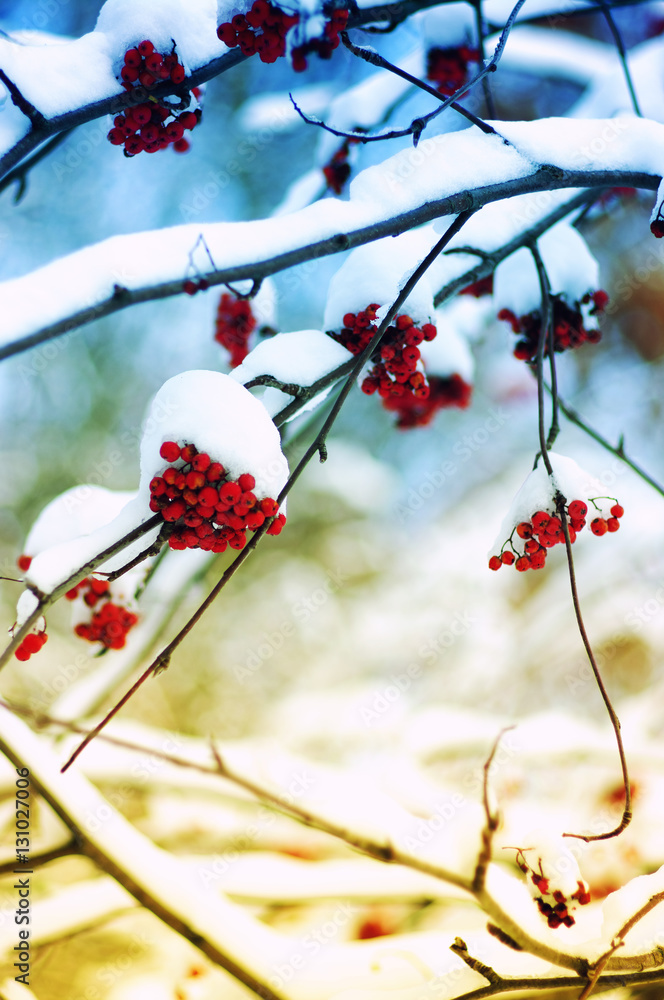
top-left (149, 441), bottom-right (286, 552)
top-left (64, 577), bottom-right (139, 651)
top-left (498, 290), bottom-right (608, 363)
top-left (330, 305), bottom-right (470, 428)
top-left (214, 292), bottom-right (258, 367)
top-left (382, 373), bottom-right (472, 429)
top-left (426, 46), bottom-right (479, 96)
top-left (217, 1), bottom-right (348, 70)
top-left (15, 629), bottom-right (47, 662)
top-left (489, 499), bottom-right (624, 572)
top-left (516, 850), bottom-right (591, 929)
top-left (107, 41), bottom-right (200, 156)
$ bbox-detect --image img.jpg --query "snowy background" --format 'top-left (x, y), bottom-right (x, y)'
top-left (2, 1), bottom-right (664, 998)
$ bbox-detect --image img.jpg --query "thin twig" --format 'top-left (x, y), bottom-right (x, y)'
top-left (473, 0), bottom-right (496, 118)
top-left (554, 393), bottom-right (664, 498)
top-left (0, 69), bottom-right (46, 125)
top-left (472, 727), bottom-right (514, 892)
top-left (340, 32), bottom-right (504, 138)
top-left (597, 0), bottom-right (642, 117)
top-left (0, 129), bottom-right (72, 201)
top-left (558, 504), bottom-right (632, 841)
top-left (529, 244), bottom-right (554, 477)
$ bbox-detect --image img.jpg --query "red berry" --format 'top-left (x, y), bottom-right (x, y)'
top-left (238, 473), bottom-right (256, 491)
top-left (124, 47), bottom-right (141, 67)
top-left (610, 504), bottom-right (624, 518)
top-left (591, 517), bottom-right (608, 536)
top-left (170, 64), bottom-right (186, 85)
top-left (516, 522), bottom-right (533, 540)
top-left (198, 486), bottom-right (218, 508)
top-left (515, 556), bottom-right (530, 572)
top-left (219, 481), bottom-right (242, 505)
top-left (607, 517), bottom-right (620, 532)
top-left (179, 112), bottom-right (198, 131)
top-left (501, 551), bottom-right (515, 565)
top-left (186, 470), bottom-right (206, 490)
top-left (160, 441), bottom-right (181, 462)
top-left (206, 462), bottom-right (225, 482)
top-left (489, 555), bottom-right (502, 571)
top-left (162, 500), bottom-right (186, 522)
top-left (17, 555), bottom-right (32, 572)
top-left (218, 23), bottom-right (238, 45)
top-left (173, 137), bottom-right (191, 153)
top-left (531, 511), bottom-right (550, 531)
top-left (192, 452), bottom-right (211, 472)
top-left (183, 280), bottom-right (198, 295)
top-left (568, 499), bottom-right (588, 519)
top-left (138, 39), bottom-right (154, 56)
top-left (259, 497), bottom-right (279, 516)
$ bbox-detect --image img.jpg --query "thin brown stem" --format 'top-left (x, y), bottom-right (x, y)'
top-left (558, 504), bottom-right (632, 841)
top-left (472, 727), bottom-right (514, 893)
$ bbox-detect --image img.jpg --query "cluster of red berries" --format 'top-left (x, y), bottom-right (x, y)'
top-left (214, 292), bottom-right (257, 367)
top-left (14, 554), bottom-right (48, 660)
top-left (149, 441), bottom-right (286, 552)
top-left (323, 138), bottom-right (357, 195)
top-left (218, 1), bottom-right (347, 70)
top-left (64, 577), bottom-right (139, 650)
top-left (382, 373), bottom-right (472, 428)
top-left (498, 291), bottom-right (608, 362)
top-left (15, 629), bottom-right (48, 662)
top-left (516, 851), bottom-right (591, 930)
top-left (426, 45), bottom-right (478, 96)
top-left (107, 41), bottom-right (200, 156)
top-left (489, 499), bottom-right (624, 573)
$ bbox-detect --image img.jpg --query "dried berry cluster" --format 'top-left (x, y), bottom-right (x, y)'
top-left (489, 499), bottom-right (624, 573)
top-left (517, 852), bottom-right (591, 930)
top-left (498, 290), bottom-right (608, 362)
top-left (323, 138), bottom-right (357, 195)
top-left (64, 577), bottom-right (139, 651)
top-left (218, 1), bottom-right (348, 70)
top-left (426, 45), bottom-right (478, 96)
top-left (214, 292), bottom-right (258, 367)
top-left (107, 41), bottom-right (200, 156)
top-left (149, 441), bottom-right (286, 552)
top-left (15, 630), bottom-right (47, 662)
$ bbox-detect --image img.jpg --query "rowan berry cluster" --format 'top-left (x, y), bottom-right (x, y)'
top-left (149, 441), bottom-right (286, 552)
top-left (426, 45), bottom-right (478, 96)
top-left (107, 41), bottom-right (200, 157)
top-left (489, 499), bottom-right (624, 572)
top-left (15, 630), bottom-right (47, 662)
top-left (651, 214), bottom-right (664, 238)
top-left (64, 577), bottom-right (139, 650)
top-left (516, 851), bottom-right (591, 929)
top-left (498, 290), bottom-right (608, 362)
top-left (382, 373), bottom-right (472, 428)
top-left (218, 1), bottom-right (347, 70)
top-left (214, 292), bottom-right (258, 367)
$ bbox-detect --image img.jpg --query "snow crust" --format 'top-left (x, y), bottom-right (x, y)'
top-left (601, 864), bottom-right (664, 954)
top-left (420, 3), bottom-right (476, 48)
top-left (493, 221), bottom-right (600, 317)
top-left (324, 227), bottom-right (441, 331)
top-left (489, 452), bottom-right (617, 558)
top-left (23, 486), bottom-right (136, 557)
top-left (232, 330), bottom-right (352, 386)
top-left (423, 313), bottom-right (474, 381)
top-left (139, 370), bottom-right (288, 499)
top-left (2, 117), bottom-right (663, 346)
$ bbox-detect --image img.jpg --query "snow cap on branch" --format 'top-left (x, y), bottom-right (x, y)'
top-left (323, 228), bottom-right (440, 332)
top-left (423, 310), bottom-right (474, 381)
top-left (140, 370), bottom-right (289, 498)
top-left (23, 486), bottom-right (137, 557)
top-left (493, 222), bottom-right (600, 318)
top-left (96, 0), bottom-right (222, 73)
top-left (231, 330), bottom-right (353, 417)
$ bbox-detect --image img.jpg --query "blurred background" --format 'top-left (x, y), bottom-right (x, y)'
top-left (2, 1), bottom-right (664, 997)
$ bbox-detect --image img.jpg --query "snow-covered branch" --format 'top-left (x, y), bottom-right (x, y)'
top-left (1, 116), bottom-right (662, 360)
